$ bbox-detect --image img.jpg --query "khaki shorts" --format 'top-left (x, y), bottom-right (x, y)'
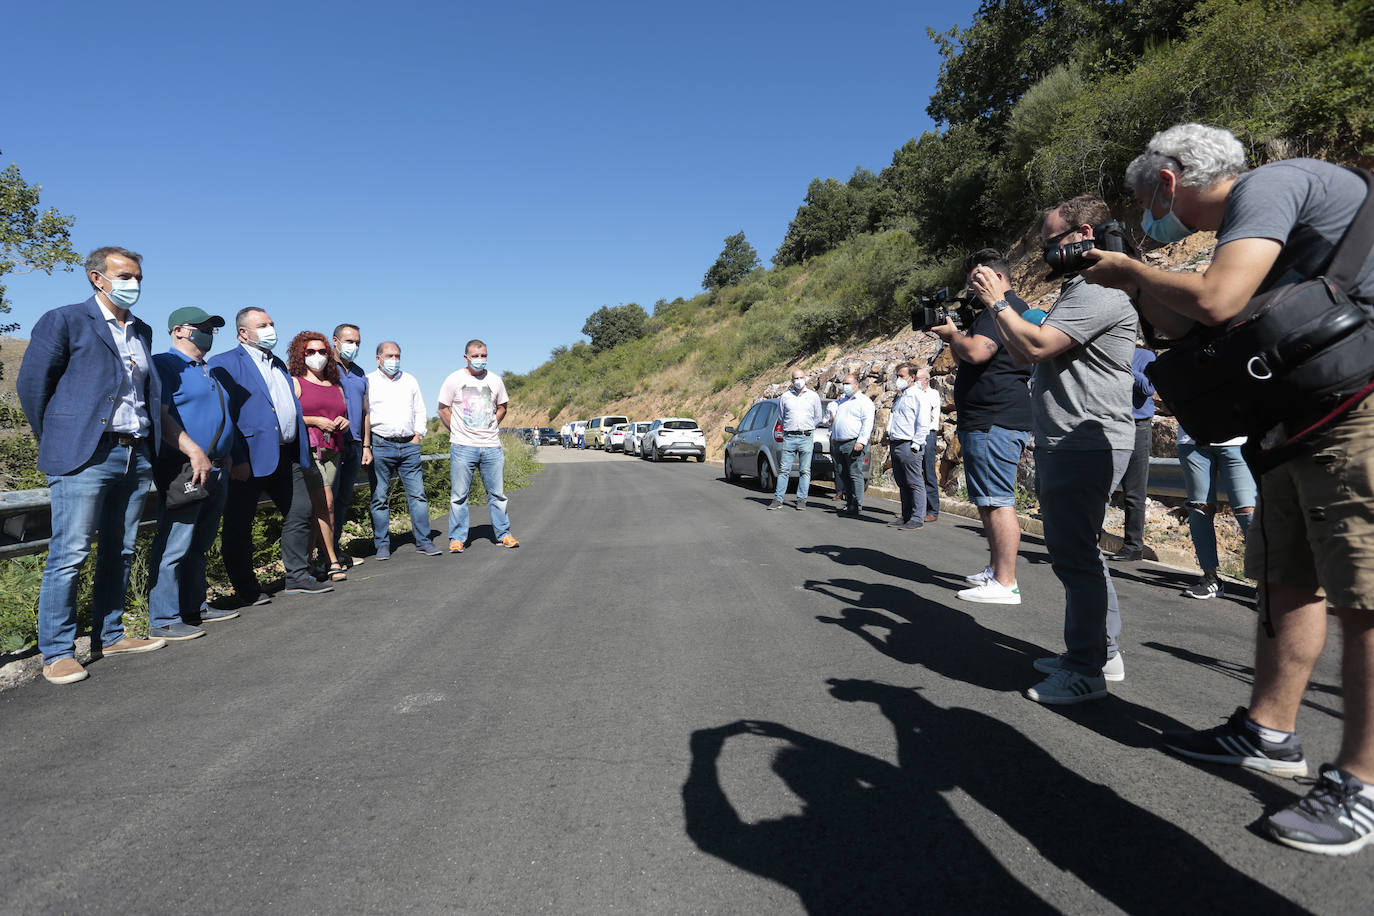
top-left (1245, 395), bottom-right (1374, 609)
top-left (307, 448), bottom-right (340, 490)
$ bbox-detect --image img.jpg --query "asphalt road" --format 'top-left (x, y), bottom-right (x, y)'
top-left (0, 447), bottom-right (1364, 914)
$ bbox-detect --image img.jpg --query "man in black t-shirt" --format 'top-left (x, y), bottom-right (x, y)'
top-left (930, 249), bottom-right (1033, 605)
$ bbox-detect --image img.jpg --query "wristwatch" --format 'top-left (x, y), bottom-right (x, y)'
top-left (992, 298), bottom-right (1010, 314)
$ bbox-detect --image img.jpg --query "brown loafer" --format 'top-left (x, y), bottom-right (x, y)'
top-left (43, 657), bottom-right (89, 685)
top-left (102, 636), bottom-right (167, 656)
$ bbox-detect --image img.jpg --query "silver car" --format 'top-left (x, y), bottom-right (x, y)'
top-left (623, 421), bottom-right (653, 456)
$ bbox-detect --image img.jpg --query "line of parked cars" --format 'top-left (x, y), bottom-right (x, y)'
top-left (506, 427), bottom-right (561, 446)
top-left (562, 414), bottom-right (706, 462)
top-left (722, 396), bottom-right (870, 492)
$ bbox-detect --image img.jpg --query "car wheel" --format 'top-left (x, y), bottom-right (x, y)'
top-left (759, 458), bottom-right (775, 493)
top-left (724, 452), bottom-right (738, 482)
top-left (651, 445), bottom-right (660, 462)
top-left (695, 455), bottom-right (704, 462)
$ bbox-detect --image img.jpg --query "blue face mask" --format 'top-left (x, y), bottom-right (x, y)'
top-left (842, 383), bottom-right (855, 397)
top-left (254, 325), bottom-right (277, 351)
top-left (97, 272), bottom-right (140, 308)
top-left (469, 357), bottom-right (488, 372)
top-left (1141, 184), bottom-right (1194, 243)
top-left (338, 342), bottom-right (359, 362)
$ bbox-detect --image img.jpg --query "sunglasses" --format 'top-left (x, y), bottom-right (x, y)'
top-left (305, 347), bottom-right (329, 355)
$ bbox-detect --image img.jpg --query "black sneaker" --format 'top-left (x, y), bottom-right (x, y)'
top-left (282, 578), bottom-right (335, 596)
top-left (767, 499), bottom-right (785, 510)
top-left (1108, 548), bottom-right (1143, 562)
top-left (1183, 576), bottom-right (1223, 599)
top-left (1267, 765), bottom-right (1374, 855)
top-left (1162, 706), bottom-right (1308, 777)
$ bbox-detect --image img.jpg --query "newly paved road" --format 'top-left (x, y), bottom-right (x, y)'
top-left (1, 447), bottom-right (1365, 914)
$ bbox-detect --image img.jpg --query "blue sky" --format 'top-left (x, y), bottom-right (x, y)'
top-left (4, 0), bottom-right (977, 403)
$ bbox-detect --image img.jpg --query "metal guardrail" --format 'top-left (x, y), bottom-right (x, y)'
top-left (0, 452), bottom-right (452, 560)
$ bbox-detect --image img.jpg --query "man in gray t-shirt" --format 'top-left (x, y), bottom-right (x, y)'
top-left (971, 194), bottom-right (1137, 707)
top-left (1084, 123), bottom-right (1374, 856)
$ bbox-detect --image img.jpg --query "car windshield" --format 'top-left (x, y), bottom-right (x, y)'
top-left (663, 420), bottom-right (698, 430)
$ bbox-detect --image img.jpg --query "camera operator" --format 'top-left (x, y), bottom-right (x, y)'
top-left (981, 196), bottom-right (1137, 706)
top-left (1082, 123), bottom-right (1374, 855)
top-left (930, 249), bottom-right (1032, 605)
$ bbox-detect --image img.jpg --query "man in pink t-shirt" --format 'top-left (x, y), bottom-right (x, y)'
top-left (437, 339), bottom-right (518, 552)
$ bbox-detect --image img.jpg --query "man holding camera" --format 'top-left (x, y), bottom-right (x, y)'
top-left (1084, 123), bottom-right (1374, 855)
top-left (979, 198), bottom-right (1137, 703)
top-left (931, 249), bottom-right (1032, 604)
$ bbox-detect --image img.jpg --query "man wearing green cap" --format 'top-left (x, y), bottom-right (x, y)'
top-left (145, 306), bottom-right (241, 641)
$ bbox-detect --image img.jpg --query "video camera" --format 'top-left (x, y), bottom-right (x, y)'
top-left (913, 287), bottom-right (978, 333)
top-left (1042, 219), bottom-right (1137, 277)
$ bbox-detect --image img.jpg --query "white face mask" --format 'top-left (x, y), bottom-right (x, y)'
top-left (792, 378), bottom-right (806, 390)
top-left (895, 377), bottom-right (910, 391)
top-left (98, 272), bottom-right (140, 308)
top-left (305, 353), bottom-right (328, 372)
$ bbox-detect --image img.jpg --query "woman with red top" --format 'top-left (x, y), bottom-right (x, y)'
top-left (288, 331), bottom-right (349, 582)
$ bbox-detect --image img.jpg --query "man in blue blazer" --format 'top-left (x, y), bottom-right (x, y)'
top-left (16, 246), bottom-right (169, 685)
top-left (209, 307), bottom-right (331, 603)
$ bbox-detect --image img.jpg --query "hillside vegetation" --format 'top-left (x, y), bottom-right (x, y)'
top-left (503, 0), bottom-right (1372, 436)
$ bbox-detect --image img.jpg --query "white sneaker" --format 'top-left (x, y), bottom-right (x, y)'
top-left (1033, 652), bottom-right (1125, 682)
top-left (957, 580), bottom-right (1021, 604)
top-left (1026, 668), bottom-right (1108, 705)
top-left (965, 565), bottom-right (994, 586)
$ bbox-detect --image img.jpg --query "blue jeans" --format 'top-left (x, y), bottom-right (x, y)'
top-left (332, 439), bottom-right (364, 551)
top-left (774, 433), bottom-right (815, 501)
top-left (1178, 443), bottom-right (1257, 570)
top-left (448, 444), bottom-right (510, 543)
top-left (959, 426), bottom-right (1030, 508)
top-left (147, 466), bottom-right (229, 628)
top-left (370, 439), bottom-right (433, 550)
top-left (1037, 448), bottom-right (1131, 676)
top-left (833, 439), bottom-right (867, 509)
top-left (39, 439), bottom-right (154, 663)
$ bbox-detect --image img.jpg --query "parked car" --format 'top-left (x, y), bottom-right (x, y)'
top-left (585, 415), bottom-right (629, 450)
top-left (606, 423), bottom-right (630, 452)
top-left (723, 397), bottom-right (869, 492)
top-left (537, 427), bottom-right (560, 446)
top-left (641, 417), bottom-right (706, 462)
top-left (623, 421), bottom-right (653, 456)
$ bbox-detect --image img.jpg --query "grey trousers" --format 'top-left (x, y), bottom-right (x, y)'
top-left (889, 440), bottom-right (925, 523)
top-left (1037, 448), bottom-right (1132, 676)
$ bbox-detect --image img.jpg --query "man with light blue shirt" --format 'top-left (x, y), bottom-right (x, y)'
top-left (331, 323), bottom-right (371, 565)
top-left (210, 307), bottom-right (329, 603)
top-left (884, 363), bottom-right (926, 529)
top-left (829, 374), bottom-right (875, 516)
top-left (147, 307), bottom-right (240, 641)
top-left (17, 246), bottom-right (168, 684)
top-left (769, 368), bottom-right (823, 511)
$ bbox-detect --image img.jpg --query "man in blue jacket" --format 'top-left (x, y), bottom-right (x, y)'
top-left (16, 246), bottom-right (168, 685)
top-left (209, 307), bottom-right (330, 603)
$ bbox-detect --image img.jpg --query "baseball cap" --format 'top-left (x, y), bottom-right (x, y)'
top-left (167, 307), bottom-right (226, 331)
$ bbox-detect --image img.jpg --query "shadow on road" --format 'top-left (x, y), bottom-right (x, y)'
top-left (683, 679), bottom-right (1306, 915)
top-left (1143, 640), bottom-right (1343, 720)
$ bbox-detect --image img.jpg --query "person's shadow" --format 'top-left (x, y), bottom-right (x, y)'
top-left (683, 680), bottom-right (1307, 915)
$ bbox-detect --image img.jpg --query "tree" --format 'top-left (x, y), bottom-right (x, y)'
top-left (1, 152), bottom-right (81, 378)
top-left (581, 303), bottom-right (649, 353)
top-left (702, 231), bottom-right (760, 291)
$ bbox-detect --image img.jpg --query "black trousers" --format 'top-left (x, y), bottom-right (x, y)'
top-left (1119, 417), bottom-right (1152, 552)
top-left (222, 445), bottom-right (313, 596)
top-left (923, 429), bottom-right (941, 517)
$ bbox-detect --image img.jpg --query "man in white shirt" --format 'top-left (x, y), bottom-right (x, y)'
top-left (917, 367), bottom-right (942, 522)
top-left (829, 374), bottom-right (875, 516)
top-left (884, 363), bottom-right (926, 530)
top-left (769, 369), bottom-right (824, 511)
top-left (366, 341), bottom-right (439, 559)
top-left (437, 339), bottom-right (518, 552)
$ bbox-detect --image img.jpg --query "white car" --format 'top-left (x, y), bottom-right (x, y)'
top-left (641, 417), bottom-right (706, 462)
top-left (624, 421), bottom-right (653, 456)
top-left (607, 423), bottom-right (629, 452)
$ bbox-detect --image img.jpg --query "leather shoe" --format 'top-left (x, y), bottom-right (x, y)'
top-left (1108, 548), bottom-right (1143, 562)
top-left (924, 514), bottom-right (939, 522)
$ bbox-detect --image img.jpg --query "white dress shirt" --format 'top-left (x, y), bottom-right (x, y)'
top-left (97, 299), bottom-right (151, 436)
top-left (778, 387), bottom-right (823, 432)
top-left (239, 341), bottom-right (298, 443)
top-left (367, 369), bottom-right (427, 438)
top-left (918, 385), bottom-right (941, 439)
top-left (829, 392), bottom-right (875, 444)
top-left (887, 386), bottom-right (921, 442)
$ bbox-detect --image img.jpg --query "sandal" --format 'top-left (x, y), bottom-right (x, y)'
top-left (328, 563), bottom-right (348, 581)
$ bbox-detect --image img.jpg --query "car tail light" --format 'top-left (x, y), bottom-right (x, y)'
top-left (773, 421), bottom-right (784, 443)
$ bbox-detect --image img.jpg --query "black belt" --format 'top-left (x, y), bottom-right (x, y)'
top-left (890, 439), bottom-right (911, 446)
top-left (381, 434), bottom-right (415, 443)
top-left (784, 429), bottom-right (814, 436)
top-left (102, 432), bottom-right (147, 447)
